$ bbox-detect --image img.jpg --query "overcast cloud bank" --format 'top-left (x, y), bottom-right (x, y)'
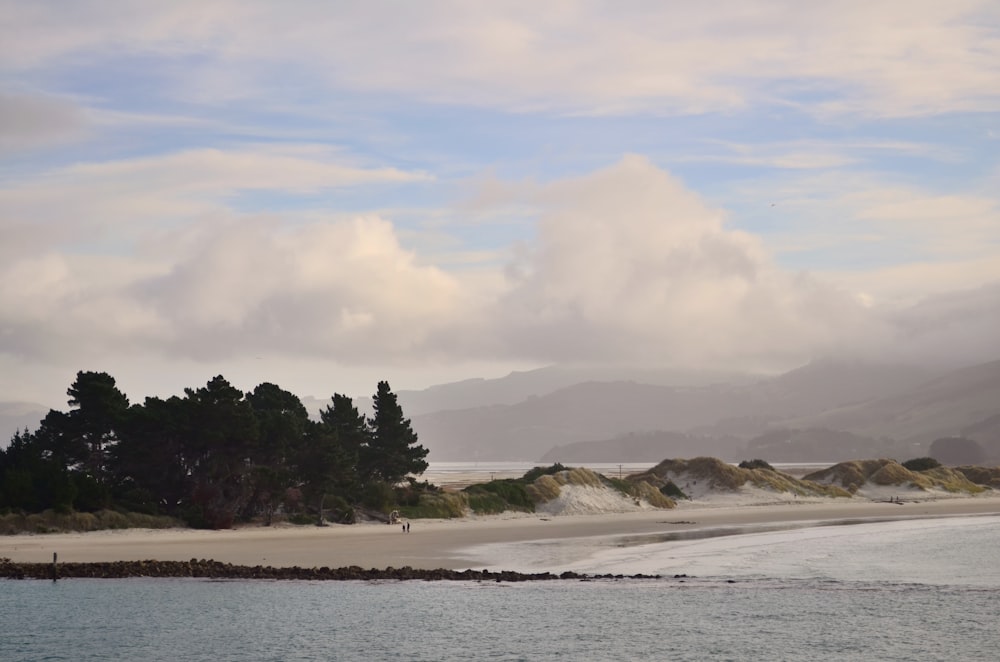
top-left (1, 1), bottom-right (998, 406)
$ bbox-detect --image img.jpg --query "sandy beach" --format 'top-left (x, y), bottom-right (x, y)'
top-left (4, 495), bottom-right (1000, 571)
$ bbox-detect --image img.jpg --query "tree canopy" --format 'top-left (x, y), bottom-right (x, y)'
top-left (0, 372), bottom-right (429, 528)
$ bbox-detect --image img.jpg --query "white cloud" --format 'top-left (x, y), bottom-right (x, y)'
top-left (2, 152), bottom-right (877, 377)
top-left (819, 257), bottom-right (1000, 308)
top-left (490, 155), bottom-right (884, 370)
top-left (0, 213), bottom-right (476, 362)
top-left (677, 138), bottom-right (960, 170)
top-left (723, 168), bottom-right (1000, 280)
top-left (3, 1), bottom-right (998, 117)
top-left (0, 150), bottom-right (996, 405)
top-left (882, 282), bottom-right (1000, 366)
top-left (0, 145), bottom-right (431, 262)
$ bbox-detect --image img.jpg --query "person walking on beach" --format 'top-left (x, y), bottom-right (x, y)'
top-left (406, 522), bottom-right (410, 533)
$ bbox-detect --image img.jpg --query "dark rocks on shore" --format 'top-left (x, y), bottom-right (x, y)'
top-left (0, 558), bottom-right (666, 582)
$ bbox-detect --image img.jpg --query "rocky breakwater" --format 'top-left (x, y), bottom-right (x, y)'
top-left (0, 557), bottom-right (668, 582)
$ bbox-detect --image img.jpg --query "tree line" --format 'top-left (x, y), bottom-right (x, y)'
top-left (0, 371), bottom-right (429, 528)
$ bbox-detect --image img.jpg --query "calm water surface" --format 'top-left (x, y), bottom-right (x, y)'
top-left (3, 515), bottom-right (1000, 661)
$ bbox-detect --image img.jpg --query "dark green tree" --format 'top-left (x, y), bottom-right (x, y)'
top-left (0, 428), bottom-right (77, 512)
top-left (320, 393), bottom-right (368, 479)
top-left (66, 371), bottom-right (130, 476)
top-left (293, 420), bottom-right (359, 524)
top-left (280, 393), bottom-right (366, 524)
top-left (366, 381), bottom-right (428, 485)
top-left (111, 396), bottom-right (191, 515)
top-left (32, 371), bottom-right (129, 510)
top-left (180, 376), bottom-right (259, 528)
top-left (245, 383), bottom-right (310, 524)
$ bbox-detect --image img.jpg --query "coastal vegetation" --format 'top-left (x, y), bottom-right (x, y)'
top-left (0, 509), bottom-right (180, 535)
top-left (631, 457), bottom-right (853, 498)
top-left (954, 465), bottom-right (1000, 488)
top-left (803, 459), bottom-right (987, 494)
top-left (402, 464), bottom-right (673, 518)
top-left (0, 371), bottom-right (429, 530)
top-left (2, 371), bottom-right (996, 534)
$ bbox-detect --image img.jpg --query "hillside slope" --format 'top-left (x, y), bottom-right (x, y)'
top-left (783, 359), bottom-right (1000, 444)
top-left (414, 361), bottom-right (940, 461)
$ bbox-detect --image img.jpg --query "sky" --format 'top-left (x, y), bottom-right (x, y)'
top-left (1, 1), bottom-right (999, 409)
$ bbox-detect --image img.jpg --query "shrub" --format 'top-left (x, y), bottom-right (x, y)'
top-left (902, 457), bottom-right (942, 472)
top-left (738, 459), bottom-right (775, 471)
top-left (659, 480), bottom-right (687, 499)
top-left (398, 492), bottom-right (466, 519)
top-left (633, 481), bottom-right (676, 508)
top-left (605, 477), bottom-right (632, 495)
top-left (362, 481), bottom-right (396, 513)
top-left (465, 492), bottom-right (508, 515)
top-left (0, 509), bottom-right (179, 534)
top-left (526, 474), bottom-right (562, 502)
top-left (96, 510), bottom-right (130, 529)
top-left (463, 480), bottom-right (534, 512)
top-left (522, 463), bottom-right (567, 483)
top-left (325, 496), bottom-right (356, 524)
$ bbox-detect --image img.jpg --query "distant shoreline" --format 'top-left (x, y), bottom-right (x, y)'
top-left (3, 495), bottom-right (999, 572)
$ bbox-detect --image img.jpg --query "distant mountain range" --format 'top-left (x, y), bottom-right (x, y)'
top-left (781, 359), bottom-right (1000, 444)
top-left (5, 358), bottom-right (998, 465)
top-left (408, 359), bottom-right (999, 463)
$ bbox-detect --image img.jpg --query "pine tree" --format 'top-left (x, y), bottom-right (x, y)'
top-left (366, 381), bottom-right (428, 484)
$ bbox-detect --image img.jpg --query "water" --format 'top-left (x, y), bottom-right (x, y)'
top-left (4, 516), bottom-right (1000, 661)
top-left (460, 514), bottom-right (1000, 586)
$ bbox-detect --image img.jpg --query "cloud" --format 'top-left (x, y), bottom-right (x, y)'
top-left (3, 1), bottom-right (998, 117)
top-left (677, 138), bottom-right (960, 170)
top-left (0, 150), bottom-right (996, 405)
top-left (0, 145), bottom-right (431, 261)
top-left (3, 152), bottom-right (881, 376)
top-left (882, 282), bottom-right (1000, 366)
top-left (489, 155), bottom-right (884, 370)
top-left (721, 167), bottom-right (1000, 282)
top-left (0, 92), bottom-right (87, 153)
top-left (0, 214), bottom-right (475, 362)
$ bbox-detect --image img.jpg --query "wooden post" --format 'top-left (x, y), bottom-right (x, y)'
top-left (51, 552), bottom-right (58, 582)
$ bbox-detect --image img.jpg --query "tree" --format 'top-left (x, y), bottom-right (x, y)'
top-left (245, 383), bottom-right (310, 524)
top-left (293, 421), bottom-right (359, 524)
top-left (111, 396), bottom-right (191, 515)
top-left (0, 428), bottom-right (77, 512)
top-left (180, 376), bottom-right (259, 528)
top-left (366, 381), bottom-right (428, 485)
top-left (32, 371), bottom-right (129, 510)
top-left (320, 393), bottom-right (368, 479)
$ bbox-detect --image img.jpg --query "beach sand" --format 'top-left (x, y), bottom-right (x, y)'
top-left (3, 495), bottom-right (1000, 571)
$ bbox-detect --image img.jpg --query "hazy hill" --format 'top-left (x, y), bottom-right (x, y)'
top-left (334, 364), bottom-right (753, 418)
top-left (412, 360), bottom-right (938, 461)
top-left (782, 359), bottom-right (1000, 445)
top-left (743, 427), bottom-right (899, 463)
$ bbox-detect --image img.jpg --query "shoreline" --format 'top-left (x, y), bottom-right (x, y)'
top-left (3, 495), bottom-right (1000, 572)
